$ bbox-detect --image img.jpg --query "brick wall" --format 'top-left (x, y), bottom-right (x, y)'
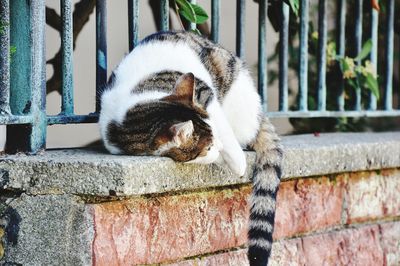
top-left (1, 133), bottom-right (400, 265)
top-left (91, 169), bottom-right (400, 265)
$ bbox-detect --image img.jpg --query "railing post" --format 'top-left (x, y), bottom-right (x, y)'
top-left (236, 0), bottom-right (245, 59)
top-left (0, 0), bottom-right (11, 115)
top-left (279, 2), bottom-right (289, 112)
top-left (211, 0), bottom-right (220, 43)
top-left (61, 0), bottom-right (74, 115)
top-left (128, 0), bottom-right (139, 51)
top-left (258, 0), bottom-right (267, 112)
top-left (96, 0), bottom-right (107, 112)
top-left (6, 0), bottom-right (46, 153)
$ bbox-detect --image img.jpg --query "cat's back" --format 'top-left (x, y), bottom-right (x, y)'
top-left (141, 31), bottom-right (242, 98)
top-left (113, 32), bottom-right (214, 91)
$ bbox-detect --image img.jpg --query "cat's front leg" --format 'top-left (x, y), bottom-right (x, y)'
top-left (207, 100), bottom-right (247, 176)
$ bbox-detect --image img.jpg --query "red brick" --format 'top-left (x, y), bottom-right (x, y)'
top-left (269, 239), bottom-right (306, 266)
top-left (379, 222), bottom-right (400, 266)
top-left (167, 222), bottom-right (400, 266)
top-left (302, 225), bottom-right (384, 266)
top-left (167, 249), bottom-right (248, 266)
top-left (345, 169), bottom-right (400, 223)
top-left (273, 176), bottom-right (344, 239)
top-left (90, 187), bottom-right (250, 265)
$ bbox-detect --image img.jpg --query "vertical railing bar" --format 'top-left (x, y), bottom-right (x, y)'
top-left (258, 0), bottom-right (267, 112)
top-left (279, 2), bottom-right (289, 111)
top-left (211, 0), bottom-right (220, 43)
top-left (96, 0), bottom-right (107, 112)
top-left (336, 0), bottom-right (346, 111)
top-left (0, 0), bottom-right (11, 115)
top-left (368, 1), bottom-right (378, 110)
top-left (354, 0), bottom-right (363, 110)
top-left (189, 0), bottom-right (197, 30)
top-left (316, 0), bottom-right (327, 111)
top-left (128, 0), bottom-right (139, 51)
top-left (61, 0), bottom-right (74, 115)
top-left (160, 0), bottom-right (169, 31)
top-left (298, 0), bottom-right (309, 111)
top-left (29, 0), bottom-right (47, 153)
top-left (236, 0), bottom-right (245, 59)
top-left (384, 0), bottom-right (394, 110)
top-left (6, 0), bottom-right (33, 153)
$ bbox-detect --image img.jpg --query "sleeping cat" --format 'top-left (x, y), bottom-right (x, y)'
top-left (99, 31), bottom-right (282, 266)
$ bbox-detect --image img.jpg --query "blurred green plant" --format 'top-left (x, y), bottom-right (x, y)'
top-left (268, 0), bottom-right (399, 133)
top-left (173, 0), bottom-right (208, 34)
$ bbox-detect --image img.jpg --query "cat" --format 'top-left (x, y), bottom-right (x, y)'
top-left (99, 31), bottom-right (282, 266)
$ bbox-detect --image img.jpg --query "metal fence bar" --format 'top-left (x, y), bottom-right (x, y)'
top-left (298, 0), bottom-right (309, 111)
top-left (0, 0), bottom-right (11, 115)
top-left (211, 0), bottom-right (220, 43)
top-left (6, 0), bottom-right (35, 153)
top-left (0, 115), bottom-right (33, 124)
top-left (354, 0), bottom-right (363, 110)
top-left (384, 0), bottom-right (394, 110)
top-left (236, 0), bottom-right (245, 59)
top-left (128, 0), bottom-right (139, 51)
top-left (258, 0), bottom-right (267, 112)
top-left (266, 110), bottom-right (400, 118)
top-left (369, 2), bottom-right (378, 110)
top-left (61, 0), bottom-right (74, 115)
top-left (279, 2), bottom-right (289, 111)
top-left (316, 0), bottom-right (327, 111)
top-left (336, 0), bottom-right (346, 111)
top-left (160, 0), bottom-right (169, 31)
top-left (47, 114), bottom-right (98, 125)
top-left (96, 0), bottom-right (107, 112)
top-left (29, 0), bottom-right (47, 153)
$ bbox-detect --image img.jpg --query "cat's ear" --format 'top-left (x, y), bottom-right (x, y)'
top-left (169, 120), bottom-right (194, 146)
top-left (173, 73), bottom-right (195, 103)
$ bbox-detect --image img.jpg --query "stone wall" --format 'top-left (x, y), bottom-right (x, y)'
top-left (0, 132), bottom-right (399, 265)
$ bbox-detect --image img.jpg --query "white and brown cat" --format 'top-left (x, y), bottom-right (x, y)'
top-left (99, 31), bottom-right (282, 266)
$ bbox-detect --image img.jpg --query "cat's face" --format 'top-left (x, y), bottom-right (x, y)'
top-left (106, 73), bottom-right (222, 163)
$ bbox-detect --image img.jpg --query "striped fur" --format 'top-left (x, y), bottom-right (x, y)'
top-left (99, 31), bottom-right (282, 265)
top-left (248, 117), bottom-right (282, 266)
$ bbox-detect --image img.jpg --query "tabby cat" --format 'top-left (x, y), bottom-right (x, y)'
top-left (99, 31), bottom-right (282, 266)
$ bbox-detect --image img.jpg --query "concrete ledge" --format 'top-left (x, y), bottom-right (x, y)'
top-left (0, 132), bottom-right (399, 196)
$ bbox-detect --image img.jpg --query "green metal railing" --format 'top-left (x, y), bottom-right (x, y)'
top-left (0, 0), bottom-right (399, 153)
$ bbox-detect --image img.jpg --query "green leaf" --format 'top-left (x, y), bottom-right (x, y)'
top-left (339, 58), bottom-right (349, 72)
top-left (365, 73), bottom-right (380, 99)
top-left (347, 78), bottom-right (358, 89)
top-left (176, 0), bottom-right (196, 23)
top-left (191, 4), bottom-right (208, 24)
top-left (354, 39), bottom-right (372, 61)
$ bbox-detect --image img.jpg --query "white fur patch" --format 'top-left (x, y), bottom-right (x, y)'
top-left (222, 70), bottom-right (262, 146)
top-left (207, 99), bottom-right (247, 176)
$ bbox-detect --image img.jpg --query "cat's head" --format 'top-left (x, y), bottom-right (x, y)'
top-left (105, 73), bottom-right (222, 164)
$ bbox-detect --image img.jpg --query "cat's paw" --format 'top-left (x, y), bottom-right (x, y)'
top-left (222, 149), bottom-right (247, 176)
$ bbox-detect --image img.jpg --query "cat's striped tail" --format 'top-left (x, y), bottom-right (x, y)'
top-left (248, 117), bottom-right (283, 266)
